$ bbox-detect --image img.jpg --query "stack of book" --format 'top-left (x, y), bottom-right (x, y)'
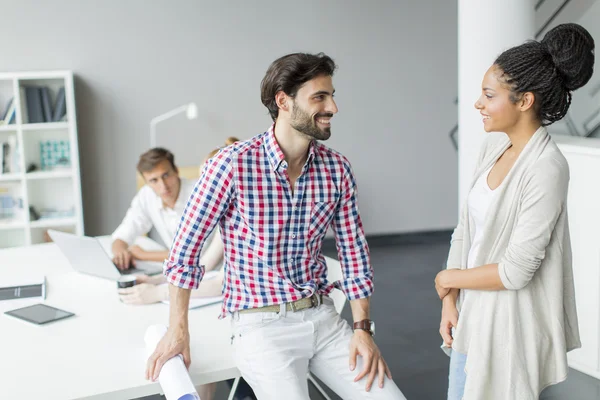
top-left (0, 86), bottom-right (67, 125)
top-left (21, 86), bottom-right (67, 124)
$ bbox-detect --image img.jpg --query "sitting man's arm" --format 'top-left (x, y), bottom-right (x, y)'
top-left (128, 246), bottom-right (169, 262)
top-left (112, 189), bottom-right (154, 269)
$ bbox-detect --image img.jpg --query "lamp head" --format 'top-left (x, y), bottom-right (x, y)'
top-left (186, 103), bottom-right (198, 120)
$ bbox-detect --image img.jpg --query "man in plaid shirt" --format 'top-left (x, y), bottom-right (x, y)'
top-left (147, 53), bottom-right (405, 399)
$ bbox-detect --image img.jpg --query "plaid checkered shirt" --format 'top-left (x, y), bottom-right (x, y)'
top-left (164, 125), bottom-right (373, 317)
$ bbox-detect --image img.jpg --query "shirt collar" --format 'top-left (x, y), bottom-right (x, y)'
top-left (264, 124), bottom-right (286, 171)
top-left (263, 123), bottom-right (318, 172)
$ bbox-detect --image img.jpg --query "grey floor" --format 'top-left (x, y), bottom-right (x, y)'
top-left (141, 232), bottom-right (600, 399)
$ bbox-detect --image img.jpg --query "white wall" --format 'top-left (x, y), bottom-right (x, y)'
top-left (0, 0), bottom-right (459, 236)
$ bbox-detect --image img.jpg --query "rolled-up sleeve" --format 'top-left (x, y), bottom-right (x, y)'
top-left (164, 151), bottom-right (234, 289)
top-left (498, 159), bottom-right (568, 290)
top-left (331, 159), bottom-right (373, 300)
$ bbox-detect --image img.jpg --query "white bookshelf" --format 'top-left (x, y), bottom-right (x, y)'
top-left (0, 71), bottom-right (83, 248)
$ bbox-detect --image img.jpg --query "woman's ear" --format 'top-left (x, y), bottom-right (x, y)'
top-left (519, 92), bottom-right (535, 112)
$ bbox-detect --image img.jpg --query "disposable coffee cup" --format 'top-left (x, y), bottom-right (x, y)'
top-left (117, 275), bottom-right (137, 289)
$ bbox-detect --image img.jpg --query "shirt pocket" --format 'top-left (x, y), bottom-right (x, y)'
top-left (308, 201), bottom-right (337, 242)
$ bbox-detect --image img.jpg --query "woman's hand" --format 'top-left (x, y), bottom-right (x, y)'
top-left (439, 299), bottom-right (459, 347)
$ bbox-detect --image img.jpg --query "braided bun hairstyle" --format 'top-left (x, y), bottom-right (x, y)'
top-left (494, 23), bottom-right (595, 125)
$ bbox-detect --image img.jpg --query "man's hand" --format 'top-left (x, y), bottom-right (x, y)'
top-left (112, 248), bottom-right (134, 271)
top-left (129, 245), bottom-right (148, 261)
top-left (349, 330), bottom-right (392, 391)
top-left (435, 270), bottom-right (451, 300)
top-left (119, 283), bottom-right (166, 305)
top-left (145, 326), bottom-right (191, 381)
top-left (440, 298), bottom-right (459, 347)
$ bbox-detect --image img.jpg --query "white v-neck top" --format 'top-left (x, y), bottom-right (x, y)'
top-left (466, 166), bottom-right (497, 270)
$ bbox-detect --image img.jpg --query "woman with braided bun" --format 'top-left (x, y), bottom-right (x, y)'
top-left (433, 23), bottom-right (595, 400)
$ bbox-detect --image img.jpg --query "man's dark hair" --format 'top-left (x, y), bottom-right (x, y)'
top-left (261, 52), bottom-right (337, 121)
top-left (494, 23), bottom-right (594, 126)
top-left (137, 147), bottom-right (177, 175)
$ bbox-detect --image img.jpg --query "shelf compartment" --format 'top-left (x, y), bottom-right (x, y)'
top-left (21, 127), bottom-right (70, 172)
top-left (17, 78), bottom-right (68, 125)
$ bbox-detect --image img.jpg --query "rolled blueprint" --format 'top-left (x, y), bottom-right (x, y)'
top-left (145, 324), bottom-right (200, 400)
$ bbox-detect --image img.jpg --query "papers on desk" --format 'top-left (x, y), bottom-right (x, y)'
top-left (160, 270), bottom-right (222, 309)
top-left (145, 324), bottom-right (200, 400)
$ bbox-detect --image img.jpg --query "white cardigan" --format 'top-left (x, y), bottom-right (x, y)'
top-left (446, 127), bottom-right (580, 400)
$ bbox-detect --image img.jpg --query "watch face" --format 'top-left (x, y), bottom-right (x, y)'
top-left (370, 321), bottom-right (375, 336)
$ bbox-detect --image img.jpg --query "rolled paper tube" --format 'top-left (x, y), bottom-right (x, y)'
top-left (144, 324), bottom-right (200, 400)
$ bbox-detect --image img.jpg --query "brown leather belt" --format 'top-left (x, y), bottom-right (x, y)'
top-left (238, 293), bottom-right (324, 314)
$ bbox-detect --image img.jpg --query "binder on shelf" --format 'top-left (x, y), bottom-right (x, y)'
top-left (1, 97), bottom-right (14, 121)
top-left (52, 87), bottom-right (66, 122)
top-left (40, 87), bottom-right (52, 123)
top-left (7, 106), bottom-right (16, 124)
top-left (0, 101), bottom-right (16, 125)
top-left (24, 86), bottom-right (44, 124)
top-left (19, 87), bottom-right (28, 124)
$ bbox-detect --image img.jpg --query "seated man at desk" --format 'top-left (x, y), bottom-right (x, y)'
top-left (111, 147), bottom-right (201, 269)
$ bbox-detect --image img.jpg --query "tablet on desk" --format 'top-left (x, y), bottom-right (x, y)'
top-left (4, 303), bottom-right (75, 325)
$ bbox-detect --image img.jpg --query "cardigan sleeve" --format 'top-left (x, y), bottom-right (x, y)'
top-left (498, 157), bottom-right (569, 290)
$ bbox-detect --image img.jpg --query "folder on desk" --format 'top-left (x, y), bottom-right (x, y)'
top-left (0, 274), bottom-right (45, 301)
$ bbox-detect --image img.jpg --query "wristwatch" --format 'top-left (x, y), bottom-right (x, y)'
top-left (353, 319), bottom-right (375, 336)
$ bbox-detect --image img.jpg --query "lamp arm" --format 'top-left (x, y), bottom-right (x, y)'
top-left (149, 105), bottom-right (189, 147)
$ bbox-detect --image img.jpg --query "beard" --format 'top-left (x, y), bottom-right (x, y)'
top-left (290, 102), bottom-right (332, 141)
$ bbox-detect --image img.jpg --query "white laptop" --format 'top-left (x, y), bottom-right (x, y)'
top-left (48, 230), bottom-right (163, 281)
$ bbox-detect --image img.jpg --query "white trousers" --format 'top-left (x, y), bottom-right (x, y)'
top-left (230, 297), bottom-right (407, 400)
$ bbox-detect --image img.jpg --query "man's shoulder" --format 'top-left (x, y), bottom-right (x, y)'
top-left (215, 132), bottom-right (267, 163)
top-left (314, 141), bottom-right (352, 169)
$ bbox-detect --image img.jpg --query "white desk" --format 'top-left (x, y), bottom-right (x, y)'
top-left (0, 237), bottom-right (345, 399)
top-left (0, 237), bottom-right (238, 400)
